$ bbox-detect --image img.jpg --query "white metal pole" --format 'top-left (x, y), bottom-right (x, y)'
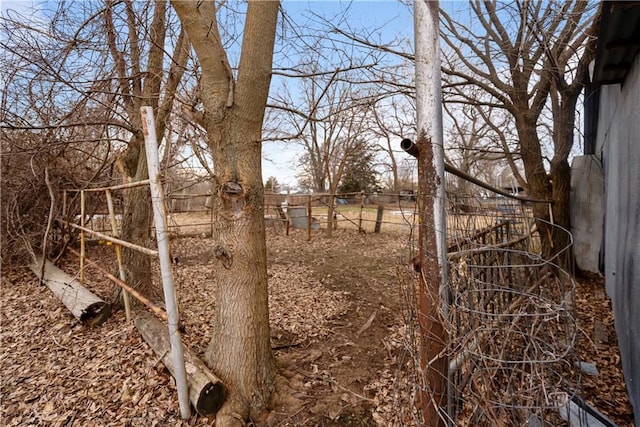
top-left (415, 0), bottom-right (447, 293)
top-left (140, 106), bottom-right (191, 419)
top-left (414, 1), bottom-right (450, 425)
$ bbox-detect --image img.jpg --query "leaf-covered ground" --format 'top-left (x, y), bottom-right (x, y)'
top-left (1, 228), bottom-right (635, 426)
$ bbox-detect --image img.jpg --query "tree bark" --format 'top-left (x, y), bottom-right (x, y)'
top-left (548, 28), bottom-right (598, 270)
top-left (171, 1), bottom-right (280, 424)
top-left (326, 193), bottom-right (335, 237)
top-left (119, 134), bottom-right (157, 300)
top-left (549, 94), bottom-right (575, 267)
top-left (514, 112), bottom-right (554, 257)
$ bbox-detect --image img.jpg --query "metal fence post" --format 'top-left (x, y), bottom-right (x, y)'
top-left (141, 106), bottom-right (191, 419)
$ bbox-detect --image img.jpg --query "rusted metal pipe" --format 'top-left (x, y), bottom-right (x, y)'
top-left (67, 247), bottom-right (168, 321)
top-left (60, 220), bottom-right (159, 256)
top-left (400, 138), bottom-right (552, 204)
top-left (401, 138), bottom-right (420, 158)
top-left (414, 1), bottom-right (448, 423)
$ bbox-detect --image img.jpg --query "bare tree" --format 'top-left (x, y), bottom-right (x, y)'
top-left (0, 1), bottom-right (191, 299)
top-left (370, 94), bottom-right (416, 191)
top-left (170, 1), bottom-right (279, 424)
top-left (325, 1), bottom-right (598, 263)
top-left (102, 0), bottom-right (190, 301)
top-left (277, 64), bottom-right (376, 236)
top-left (264, 3), bottom-right (414, 196)
top-left (1, 3), bottom-right (127, 263)
top-left (443, 101), bottom-right (518, 195)
top-left (440, 0), bottom-right (598, 262)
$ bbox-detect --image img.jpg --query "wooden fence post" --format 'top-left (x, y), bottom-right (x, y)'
top-left (80, 190), bottom-right (86, 284)
top-left (105, 189), bottom-right (132, 323)
top-left (358, 191), bottom-right (365, 233)
top-left (307, 195), bottom-right (312, 241)
top-left (374, 205), bottom-right (384, 233)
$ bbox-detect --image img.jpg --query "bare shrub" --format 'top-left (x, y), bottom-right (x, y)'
top-left (1, 130), bottom-right (114, 267)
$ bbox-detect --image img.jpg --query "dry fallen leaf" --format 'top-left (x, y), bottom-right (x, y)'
top-left (0, 229), bottom-right (634, 426)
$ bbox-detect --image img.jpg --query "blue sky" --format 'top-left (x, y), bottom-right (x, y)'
top-left (1, 0), bottom-right (40, 16)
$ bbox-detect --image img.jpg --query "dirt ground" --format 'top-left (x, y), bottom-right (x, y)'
top-left (0, 227), bottom-right (635, 426)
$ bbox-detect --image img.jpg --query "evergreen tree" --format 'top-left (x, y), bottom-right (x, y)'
top-left (338, 142), bottom-right (379, 193)
top-left (265, 176), bottom-right (279, 192)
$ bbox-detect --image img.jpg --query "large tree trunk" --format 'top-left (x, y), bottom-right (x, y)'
top-left (514, 113), bottom-right (555, 258)
top-left (108, 1), bottom-right (176, 307)
top-left (548, 30), bottom-right (596, 270)
top-left (549, 79), bottom-right (587, 270)
top-left (326, 192), bottom-right (336, 237)
top-left (550, 97), bottom-right (575, 268)
top-left (206, 160), bottom-right (275, 423)
top-left (171, 2), bottom-right (280, 424)
top-left (118, 135), bottom-right (159, 303)
top-left (550, 156), bottom-right (572, 266)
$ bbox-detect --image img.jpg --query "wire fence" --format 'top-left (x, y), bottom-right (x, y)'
top-left (72, 189), bottom-right (422, 238)
top-left (65, 178), bottom-right (583, 425)
top-left (447, 216), bottom-right (578, 425)
top-left (388, 183), bottom-right (583, 425)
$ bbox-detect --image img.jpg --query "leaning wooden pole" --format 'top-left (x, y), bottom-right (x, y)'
top-left (29, 257), bottom-right (111, 327)
top-left (105, 189), bottom-right (132, 323)
top-left (141, 106), bottom-right (191, 419)
top-left (413, 1), bottom-right (449, 425)
top-left (80, 190), bottom-right (86, 284)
